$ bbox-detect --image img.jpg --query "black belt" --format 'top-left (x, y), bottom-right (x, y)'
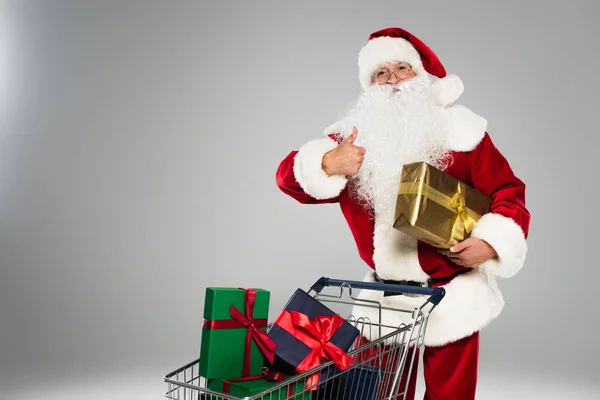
top-left (374, 270), bottom-right (468, 297)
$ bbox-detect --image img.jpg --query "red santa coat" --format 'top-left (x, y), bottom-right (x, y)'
top-left (275, 100), bottom-right (530, 347)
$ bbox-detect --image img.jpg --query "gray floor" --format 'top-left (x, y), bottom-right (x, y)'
top-left (3, 365), bottom-right (598, 400)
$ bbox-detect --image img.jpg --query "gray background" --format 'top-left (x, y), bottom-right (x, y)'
top-left (1, 0), bottom-right (598, 399)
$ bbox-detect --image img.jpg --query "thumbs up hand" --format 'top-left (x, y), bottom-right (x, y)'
top-left (322, 126), bottom-right (367, 176)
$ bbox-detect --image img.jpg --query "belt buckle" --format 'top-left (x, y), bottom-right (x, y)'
top-left (402, 280), bottom-right (425, 298)
top-left (408, 280), bottom-right (429, 298)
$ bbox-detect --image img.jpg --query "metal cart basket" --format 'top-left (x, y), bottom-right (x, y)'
top-left (164, 276), bottom-right (445, 400)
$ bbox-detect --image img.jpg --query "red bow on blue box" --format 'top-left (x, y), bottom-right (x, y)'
top-left (267, 289), bottom-right (360, 390)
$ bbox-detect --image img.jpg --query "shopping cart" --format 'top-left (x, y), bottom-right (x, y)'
top-left (164, 276), bottom-right (445, 400)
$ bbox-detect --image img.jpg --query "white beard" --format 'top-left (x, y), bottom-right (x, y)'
top-left (329, 74), bottom-right (451, 223)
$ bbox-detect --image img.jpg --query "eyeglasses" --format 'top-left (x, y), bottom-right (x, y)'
top-left (372, 63), bottom-right (414, 84)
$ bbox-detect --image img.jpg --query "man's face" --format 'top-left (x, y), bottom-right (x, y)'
top-left (370, 61), bottom-right (416, 87)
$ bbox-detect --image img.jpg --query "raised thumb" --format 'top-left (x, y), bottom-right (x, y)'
top-left (344, 126), bottom-right (358, 144)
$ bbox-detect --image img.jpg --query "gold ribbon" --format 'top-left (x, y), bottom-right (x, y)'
top-left (398, 181), bottom-right (481, 245)
top-left (450, 183), bottom-right (477, 242)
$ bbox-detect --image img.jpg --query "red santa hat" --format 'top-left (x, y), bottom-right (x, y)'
top-left (358, 27), bottom-right (464, 104)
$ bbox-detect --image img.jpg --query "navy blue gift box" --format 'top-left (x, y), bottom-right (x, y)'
top-left (312, 364), bottom-right (381, 400)
top-left (265, 289), bottom-right (360, 381)
top-left (340, 364), bottom-right (381, 400)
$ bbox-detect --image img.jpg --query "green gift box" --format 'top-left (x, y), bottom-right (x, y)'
top-left (207, 375), bottom-right (312, 400)
top-left (199, 288), bottom-right (274, 379)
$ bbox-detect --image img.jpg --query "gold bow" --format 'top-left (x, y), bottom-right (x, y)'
top-left (449, 183), bottom-right (477, 243)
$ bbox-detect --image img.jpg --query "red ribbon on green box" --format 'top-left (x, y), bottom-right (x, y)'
top-left (221, 367), bottom-right (293, 399)
top-left (203, 288), bottom-right (276, 377)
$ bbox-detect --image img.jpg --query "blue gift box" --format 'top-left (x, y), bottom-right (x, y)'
top-left (266, 289), bottom-right (360, 380)
top-left (311, 364), bottom-right (381, 400)
top-left (340, 364), bottom-right (381, 400)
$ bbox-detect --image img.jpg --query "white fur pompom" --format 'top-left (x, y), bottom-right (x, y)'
top-left (431, 74), bottom-right (464, 105)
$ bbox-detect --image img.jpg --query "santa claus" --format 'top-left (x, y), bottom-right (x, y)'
top-left (275, 27), bottom-right (530, 400)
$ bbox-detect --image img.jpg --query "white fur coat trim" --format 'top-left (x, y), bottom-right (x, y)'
top-left (471, 213), bottom-right (528, 279)
top-left (350, 268), bottom-right (504, 347)
top-left (372, 217), bottom-right (430, 282)
top-left (442, 104), bottom-right (488, 152)
top-left (293, 138), bottom-right (348, 200)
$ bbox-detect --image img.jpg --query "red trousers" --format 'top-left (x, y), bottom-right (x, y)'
top-left (355, 331), bottom-right (479, 400)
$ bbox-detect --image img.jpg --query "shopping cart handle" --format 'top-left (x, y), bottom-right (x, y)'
top-left (310, 277), bottom-right (445, 305)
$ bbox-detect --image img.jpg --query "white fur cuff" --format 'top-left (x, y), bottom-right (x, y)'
top-left (471, 213), bottom-right (528, 279)
top-left (292, 138), bottom-right (348, 200)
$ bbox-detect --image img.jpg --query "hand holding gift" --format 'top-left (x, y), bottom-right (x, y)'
top-left (437, 237), bottom-right (497, 268)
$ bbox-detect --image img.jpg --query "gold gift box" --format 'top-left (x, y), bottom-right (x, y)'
top-left (393, 162), bottom-right (492, 249)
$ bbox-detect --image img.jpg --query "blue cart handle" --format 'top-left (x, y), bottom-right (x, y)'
top-left (310, 277), bottom-right (445, 305)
